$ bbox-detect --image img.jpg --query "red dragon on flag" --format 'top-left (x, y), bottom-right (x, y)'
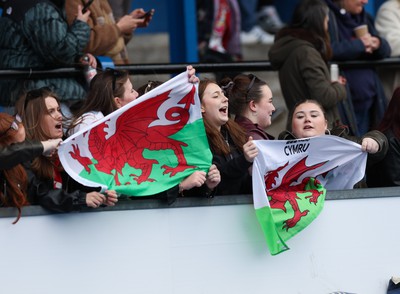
top-left (264, 157), bottom-right (328, 230)
top-left (59, 72), bottom-right (212, 196)
top-left (252, 137), bottom-right (368, 255)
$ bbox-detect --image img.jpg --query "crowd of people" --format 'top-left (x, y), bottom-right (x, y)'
top-left (0, 0), bottom-right (399, 224)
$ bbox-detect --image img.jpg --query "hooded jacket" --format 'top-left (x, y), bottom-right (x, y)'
top-left (269, 28), bottom-right (346, 129)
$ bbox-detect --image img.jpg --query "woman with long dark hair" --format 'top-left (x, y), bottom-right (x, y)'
top-left (269, 0), bottom-right (347, 130)
top-left (198, 79), bottom-right (258, 195)
top-left (19, 87), bottom-right (118, 212)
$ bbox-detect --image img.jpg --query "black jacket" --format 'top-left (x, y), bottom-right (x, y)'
top-left (211, 132), bottom-right (252, 196)
top-left (0, 140), bottom-right (43, 170)
top-left (366, 130), bottom-right (400, 187)
top-left (25, 163), bottom-right (88, 212)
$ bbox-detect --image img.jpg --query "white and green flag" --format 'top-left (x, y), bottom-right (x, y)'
top-left (59, 71), bottom-right (212, 196)
top-left (252, 136), bottom-right (367, 255)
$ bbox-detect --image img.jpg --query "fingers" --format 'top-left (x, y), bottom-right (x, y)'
top-left (104, 190), bottom-right (118, 206)
top-left (187, 65), bottom-right (199, 84)
top-left (206, 165), bottom-right (221, 189)
top-left (243, 138), bottom-right (258, 162)
top-left (181, 171), bottom-right (207, 190)
top-left (86, 192), bottom-right (106, 208)
top-left (361, 138), bottom-right (379, 154)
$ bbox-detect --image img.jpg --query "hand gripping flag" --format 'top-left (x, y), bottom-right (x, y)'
top-left (59, 72), bottom-right (212, 196)
top-left (252, 136), bottom-right (368, 255)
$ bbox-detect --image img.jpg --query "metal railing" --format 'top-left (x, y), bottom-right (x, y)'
top-left (1, 57), bottom-right (400, 79)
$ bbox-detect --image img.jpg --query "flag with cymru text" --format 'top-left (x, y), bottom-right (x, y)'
top-left (59, 72), bottom-right (212, 196)
top-left (252, 136), bottom-right (367, 255)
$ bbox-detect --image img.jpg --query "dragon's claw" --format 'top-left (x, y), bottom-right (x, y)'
top-left (162, 164), bottom-right (196, 177)
top-left (129, 173), bottom-right (156, 185)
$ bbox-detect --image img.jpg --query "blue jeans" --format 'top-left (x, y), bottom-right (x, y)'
top-left (238, 0), bottom-right (258, 31)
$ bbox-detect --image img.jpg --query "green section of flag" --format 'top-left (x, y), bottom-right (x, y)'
top-left (257, 178), bottom-right (325, 255)
top-left (77, 119), bottom-right (212, 196)
top-left (255, 206), bottom-right (289, 255)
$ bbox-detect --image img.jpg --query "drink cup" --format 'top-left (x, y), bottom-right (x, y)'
top-left (353, 24), bottom-right (368, 38)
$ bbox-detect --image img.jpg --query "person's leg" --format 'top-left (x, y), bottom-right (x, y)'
top-left (354, 108), bottom-right (370, 136)
top-left (237, 0), bottom-right (274, 44)
top-left (237, 0), bottom-right (258, 32)
top-left (257, 0), bottom-right (285, 34)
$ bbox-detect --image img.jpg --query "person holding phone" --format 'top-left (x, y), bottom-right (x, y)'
top-left (65, 0), bottom-right (154, 65)
top-left (0, 0), bottom-right (93, 115)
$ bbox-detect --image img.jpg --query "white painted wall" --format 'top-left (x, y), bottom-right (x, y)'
top-left (1, 197), bottom-right (399, 294)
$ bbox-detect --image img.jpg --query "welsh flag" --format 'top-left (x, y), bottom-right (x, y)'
top-left (252, 136), bottom-right (367, 255)
top-left (59, 72), bottom-right (212, 196)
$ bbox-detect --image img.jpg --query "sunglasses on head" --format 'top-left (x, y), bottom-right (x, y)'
top-left (24, 87), bottom-right (52, 110)
top-left (0, 114), bottom-right (22, 138)
top-left (105, 68), bottom-right (124, 91)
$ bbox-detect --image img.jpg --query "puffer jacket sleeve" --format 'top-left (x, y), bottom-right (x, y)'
top-left (21, 2), bottom-right (90, 65)
top-left (26, 167), bottom-right (87, 212)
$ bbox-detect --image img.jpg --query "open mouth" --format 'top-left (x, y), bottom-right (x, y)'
top-left (55, 123), bottom-right (62, 130)
top-left (304, 125), bottom-right (313, 130)
top-left (219, 106), bottom-right (228, 114)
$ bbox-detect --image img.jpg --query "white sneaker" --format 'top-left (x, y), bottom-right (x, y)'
top-left (240, 25), bottom-right (275, 45)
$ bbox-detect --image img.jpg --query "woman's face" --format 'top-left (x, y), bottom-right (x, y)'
top-left (291, 102), bottom-right (327, 138)
top-left (251, 85), bottom-right (275, 129)
top-left (115, 79), bottom-right (139, 108)
top-left (42, 97), bottom-right (63, 139)
top-left (201, 83), bottom-right (229, 130)
top-left (343, 0), bottom-right (368, 15)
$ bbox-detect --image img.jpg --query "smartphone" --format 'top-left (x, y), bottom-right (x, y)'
top-left (140, 9), bottom-right (154, 19)
top-left (82, 0), bottom-right (94, 13)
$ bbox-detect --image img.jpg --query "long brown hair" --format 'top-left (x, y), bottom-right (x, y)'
top-left (377, 87), bottom-right (400, 138)
top-left (19, 88), bottom-right (61, 181)
top-left (0, 113), bottom-right (29, 224)
top-left (67, 69), bottom-right (130, 134)
top-left (198, 79), bottom-right (247, 156)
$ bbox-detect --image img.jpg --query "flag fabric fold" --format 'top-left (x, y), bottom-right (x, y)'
top-left (252, 136), bottom-right (368, 255)
top-left (59, 72), bottom-right (212, 196)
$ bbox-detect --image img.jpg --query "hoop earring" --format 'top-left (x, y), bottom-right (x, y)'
top-left (325, 129), bottom-right (331, 135)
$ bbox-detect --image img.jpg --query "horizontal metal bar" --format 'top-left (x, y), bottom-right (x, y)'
top-left (1, 57), bottom-right (400, 79)
top-left (1, 186), bottom-right (400, 218)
